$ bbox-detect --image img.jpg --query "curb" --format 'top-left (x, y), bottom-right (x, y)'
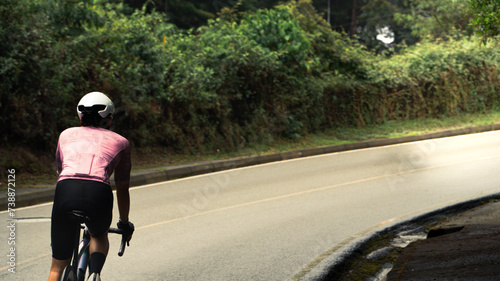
top-left (311, 192), bottom-right (500, 281)
top-left (2, 123), bottom-right (500, 211)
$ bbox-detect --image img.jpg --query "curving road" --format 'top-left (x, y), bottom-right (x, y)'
top-left (1, 131), bottom-right (500, 280)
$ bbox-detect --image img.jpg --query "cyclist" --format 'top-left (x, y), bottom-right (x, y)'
top-left (48, 92), bottom-right (134, 281)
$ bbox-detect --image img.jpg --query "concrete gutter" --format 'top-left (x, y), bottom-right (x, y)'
top-left (2, 123), bottom-right (500, 211)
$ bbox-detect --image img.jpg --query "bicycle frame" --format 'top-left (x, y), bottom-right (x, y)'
top-left (62, 210), bottom-right (129, 281)
top-left (76, 227), bottom-right (91, 280)
top-left (62, 213), bottom-right (91, 281)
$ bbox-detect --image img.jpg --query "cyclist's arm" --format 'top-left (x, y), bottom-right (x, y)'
top-left (116, 181), bottom-right (130, 222)
top-left (115, 141), bottom-right (132, 222)
top-left (55, 140), bottom-right (63, 175)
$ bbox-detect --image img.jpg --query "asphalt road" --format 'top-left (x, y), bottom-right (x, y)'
top-left (1, 131), bottom-right (500, 280)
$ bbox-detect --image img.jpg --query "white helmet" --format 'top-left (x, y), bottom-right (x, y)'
top-left (77, 92), bottom-right (115, 119)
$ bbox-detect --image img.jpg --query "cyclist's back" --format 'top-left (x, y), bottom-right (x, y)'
top-left (56, 126), bottom-right (130, 185)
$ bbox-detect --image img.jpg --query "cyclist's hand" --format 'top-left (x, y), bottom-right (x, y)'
top-left (117, 220), bottom-right (135, 243)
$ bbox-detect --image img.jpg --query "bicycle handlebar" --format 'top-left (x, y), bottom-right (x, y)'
top-left (108, 227), bottom-right (132, 256)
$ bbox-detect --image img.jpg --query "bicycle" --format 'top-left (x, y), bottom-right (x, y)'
top-left (60, 210), bottom-right (134, 281)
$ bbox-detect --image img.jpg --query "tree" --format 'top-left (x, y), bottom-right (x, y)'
top-left (47, 0), bottom-right (103, 37)
top-left (313, 0), bottom-right (357, 35)
top-left (358, 0), bottom-right (415, 50)
top-left (468, 0), bottom-right (500, 41)
top-left (121, 0), bottom-right (282, 29)
top-left (315, 0), bottom-right (476, 51)
top-left (394, 0), bottom-right (472, 40)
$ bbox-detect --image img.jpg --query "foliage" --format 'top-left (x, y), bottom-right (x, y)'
top-left (366, 37), bottom-right (500, 121)
top-left (0, 0), bottom-right (65, 148)
top-left (119, 0), bottom-right (282, 29)
top-left (159, 19), bottom-right (284, 149)
top-left (238, 5), bottom-right (312, 74)
top-left (1, 0), bottom-right (499, 164)
top-left (359, 0), bottom-right (418, 50)
top-left (74, 6), bottom-right (176, 147)
top-left (394, 0), bottom-right (473, 40)
top-left (46, 0), bottom-right (104, 37)
top-left (468, 0), bottom-right (500, 42)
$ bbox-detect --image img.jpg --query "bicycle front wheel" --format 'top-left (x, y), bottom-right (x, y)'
top-left (78, 267), bottom-right (90, 281)
top-left (60, 265), bottom-right (75, 281)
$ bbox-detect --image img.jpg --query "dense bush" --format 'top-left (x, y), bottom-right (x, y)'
top-left (0, 0), bottom-right (70, 148)
top-left (367, 38), bottom-right (500, 121)
top-left (1, 0), bottom-right (499, 166)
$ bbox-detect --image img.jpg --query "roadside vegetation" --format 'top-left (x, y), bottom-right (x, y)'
top-left (1, 0), bottom-right (499, 185)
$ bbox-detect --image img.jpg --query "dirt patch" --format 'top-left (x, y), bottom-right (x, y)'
top-left (0, 147), bottom-right (56, 188)
top-left (388, 201), bottom-right (500, 280)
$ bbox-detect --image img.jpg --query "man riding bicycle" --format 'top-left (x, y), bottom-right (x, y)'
top-left (48, 92), bottom-right (134, 281)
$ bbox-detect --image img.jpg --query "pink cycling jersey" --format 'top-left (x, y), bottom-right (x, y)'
top-left (56, 126), bottom-right (131, 185)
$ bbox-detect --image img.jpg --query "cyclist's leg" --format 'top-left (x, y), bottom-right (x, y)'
top-left (49, 179), bottom-right (112, 279)
top-left (48, 180), bottom-right (78, 281)
top-left (82, 180), bottom-right (113, 277)
top-left (88, 232), bottom-right (109, 276)
top-left (48, 258), bottom-right (71, 281)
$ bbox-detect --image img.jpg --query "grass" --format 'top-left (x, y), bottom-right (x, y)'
top-left (182, 110), bottom-right (500, 160)
top-left (3, 110), bottom-right (500, 189)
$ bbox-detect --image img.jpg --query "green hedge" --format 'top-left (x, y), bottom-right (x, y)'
top-left (365, 38), bottom-right (500, 122)
top-left (1, 0), bottom-right (499, 157)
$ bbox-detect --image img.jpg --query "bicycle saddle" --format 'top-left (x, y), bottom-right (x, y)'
top-left (67, 210), bottom-right (91, 224)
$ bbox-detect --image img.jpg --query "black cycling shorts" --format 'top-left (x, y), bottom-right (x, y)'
top-left (51, 179), bottom-right (113, 260)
